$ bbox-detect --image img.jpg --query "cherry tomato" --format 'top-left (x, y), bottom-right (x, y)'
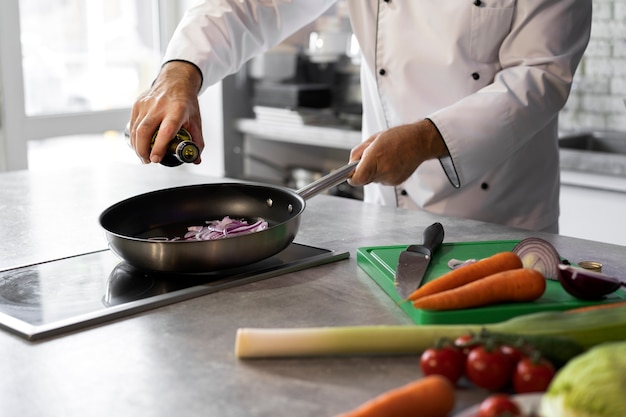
top-left (500, 344), bottom-right (525, 366)
top-left (477, 394), bottom-right (522, 417)
top-left (454, 334), bottom-right (478, 359)
top-left (465, 345), bottom-right (514, 391)
top-left (513, 356), bottom-right (556, 393)
top-left (420, 345), bottom-right (465, 384)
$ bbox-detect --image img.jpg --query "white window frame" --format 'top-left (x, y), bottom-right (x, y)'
top-left (0, 0), bottom-right (185, 171)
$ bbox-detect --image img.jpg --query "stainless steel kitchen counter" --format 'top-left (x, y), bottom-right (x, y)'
top-left (1, 163), bottom-right (625, 417)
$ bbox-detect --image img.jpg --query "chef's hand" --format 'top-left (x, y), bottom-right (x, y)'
top-left (128, 61), bottom-right (205, 164)
top-left (348, 119), bottom-right (448, 186)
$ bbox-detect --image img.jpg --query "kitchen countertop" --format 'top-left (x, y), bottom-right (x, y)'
top-left (1, 163), bottom-right (625, 417)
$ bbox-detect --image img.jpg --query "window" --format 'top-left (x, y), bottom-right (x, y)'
top-left (20, 0), bottom-right (161, 116)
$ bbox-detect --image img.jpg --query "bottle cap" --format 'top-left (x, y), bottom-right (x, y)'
top-left (174, 141), bottom-right (200, 163)
top-left (577, 261), bottom-right (603, 272)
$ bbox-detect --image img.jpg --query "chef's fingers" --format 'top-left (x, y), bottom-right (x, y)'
top-left (134, 115), bottom-right (161, 164)
top-left (348, 144), bottom-right (379, 186)
top-left (128, 89), bottom-right (162, 163)
top-left (348, 126), bottom-right (424, 186)
top-left (348, 158), bottom-right (377, 186)
top-left (349, 143), bottom-right (365, 162)
top-left (149, 119), bottom-right (180, 164)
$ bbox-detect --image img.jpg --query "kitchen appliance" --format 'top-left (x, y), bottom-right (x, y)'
top-left (394, 222), bottom-right (444, 299)
top-left (248, 45), bottom-right (298, 82)
top-left (358, 240), bottom-right (626, 325)
top-left (0, 243), bottom-right (349, 341)
top-left (252, 82), bottom-right (332, 109)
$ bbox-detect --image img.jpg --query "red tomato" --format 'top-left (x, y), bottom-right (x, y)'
top-left (513, 356), bottom-right (556, 393)
top-left (420, 345), bottom-right (465, 384)
top-left (500, 344), bottom-right (525, 366)
top-left (465, 345), bottom-right (514, 391)
top-left (454, 334), bottom-right (478, 359)
top-left (477, 394), bottom-right (522, 417)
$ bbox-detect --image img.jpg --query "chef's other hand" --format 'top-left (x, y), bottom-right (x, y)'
top-left (129, 61), bottom-right (204, 164)
top-left (348, 119), bottom-right (448, 187)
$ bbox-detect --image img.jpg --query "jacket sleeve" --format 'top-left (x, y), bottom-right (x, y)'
top-left (162, 0), bottom-right (338, 92)
top-left (428, 0), bottom-right (592, 188)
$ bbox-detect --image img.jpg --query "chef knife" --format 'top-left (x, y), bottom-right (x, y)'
top-left (394, 222), bottom-right (445, 299)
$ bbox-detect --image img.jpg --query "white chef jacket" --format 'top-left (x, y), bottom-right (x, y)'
top-left (163, 0), bottom-right (592, 232)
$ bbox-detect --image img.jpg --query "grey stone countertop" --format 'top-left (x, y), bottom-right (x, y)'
top-left (1, 163), bottom-right (625, 417)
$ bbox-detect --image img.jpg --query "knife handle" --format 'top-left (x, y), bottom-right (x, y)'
top-left (421, 222), bottom-right (444, 252)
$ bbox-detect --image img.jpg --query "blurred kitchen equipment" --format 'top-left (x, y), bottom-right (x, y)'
top-left (307, 31), bottom-right (350, 64)
top-left (252, 82), bottom-right (332, 109)
top-left (333, 35), bottom-right (362, 121)
top-left (249, 45), bottom-right (298, 81)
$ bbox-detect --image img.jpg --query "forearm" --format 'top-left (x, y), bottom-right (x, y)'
top-left (163, 0), bottom-right (337, 92)
top-left (156, 60), bottom-right (203, 95)
top-left (429, 0), bottom-right (591, 187)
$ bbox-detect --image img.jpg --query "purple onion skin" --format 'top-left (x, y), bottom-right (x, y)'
top-left (557, 264), bottom-right (622, 301)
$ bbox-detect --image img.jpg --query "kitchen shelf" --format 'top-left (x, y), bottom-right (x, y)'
top-left (235, 118), bottom-right (361, 150)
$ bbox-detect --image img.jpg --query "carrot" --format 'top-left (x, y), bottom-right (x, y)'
top-left (565, 300), bottom-right (626, 313)
top-left (407, 251), bottom-right (523, 301)
top-left (412, 268), bottom-right (546, 311)
top-left (332, 375), bottom-right (455, 417)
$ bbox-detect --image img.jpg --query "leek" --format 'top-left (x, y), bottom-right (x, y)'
top-left (235, 325), bottom-right (472, 358)
top-left (235, 304), bottom-right (626, 358)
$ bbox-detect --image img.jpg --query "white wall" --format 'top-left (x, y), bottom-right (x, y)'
top-left (559, 0), bottom-right (626, 132)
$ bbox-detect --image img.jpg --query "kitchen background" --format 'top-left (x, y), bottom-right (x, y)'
top-left (0, 0), bottom-right (624, 244)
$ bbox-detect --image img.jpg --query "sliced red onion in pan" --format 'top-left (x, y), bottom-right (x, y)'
top-left (149, 216), bottom-right (268, 242)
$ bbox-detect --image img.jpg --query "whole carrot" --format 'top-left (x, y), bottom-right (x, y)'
top-left (332, 375), bottom-right (455, 417)
top-left (412, 268), bottom-right (546, 311)
top-left (408, 251), bottom-right (522, 301)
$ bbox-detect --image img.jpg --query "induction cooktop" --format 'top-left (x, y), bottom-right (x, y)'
top-left (0, 243), bottom-right (349, 341)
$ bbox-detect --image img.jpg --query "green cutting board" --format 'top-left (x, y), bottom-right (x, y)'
top-left (357, 241), bottom-right (626, 325)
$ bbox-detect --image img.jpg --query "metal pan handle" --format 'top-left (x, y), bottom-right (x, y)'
top-left (296, 160), bottom-right (360, 200)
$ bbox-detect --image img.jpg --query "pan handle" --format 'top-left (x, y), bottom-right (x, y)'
top-left (296, 160), bottom-right (360, 200)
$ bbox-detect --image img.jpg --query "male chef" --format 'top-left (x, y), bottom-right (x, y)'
top-left (128, 0), bottom-right (592, 233)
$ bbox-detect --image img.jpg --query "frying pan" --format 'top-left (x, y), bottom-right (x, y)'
top-left (99, 161), bottom-right (358, 273)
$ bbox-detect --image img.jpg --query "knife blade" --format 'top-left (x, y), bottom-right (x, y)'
top-left (394, 222), bottom-right (445, 299)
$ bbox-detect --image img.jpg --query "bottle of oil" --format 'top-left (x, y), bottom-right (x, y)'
top-left (124, 124), bottom-right (200, 167)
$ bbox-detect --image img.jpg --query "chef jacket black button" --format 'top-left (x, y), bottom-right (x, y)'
top-left (472, 72), bottom-right (480, 80)
top-left (481, 182), bottom-right (489, 190)
top-left (400, 189), bottom-right (408, 196)
top-left (474, 0), bottom-right (482, 6)
top-left (379, 68), bottom-right (386, 76)
top-left (384, 0), bottom-right (391, 2)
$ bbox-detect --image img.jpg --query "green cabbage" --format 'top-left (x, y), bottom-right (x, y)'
top-left (540, 341), bottom-right (626, 417)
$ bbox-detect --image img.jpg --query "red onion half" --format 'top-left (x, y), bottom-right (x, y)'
top-left (512, 237), bottom-right (561, 280)
top-left (557, 264), bottom-right (624, 300)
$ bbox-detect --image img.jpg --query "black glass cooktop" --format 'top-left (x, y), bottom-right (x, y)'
top-left (0, 243), bottom-right (349, 341)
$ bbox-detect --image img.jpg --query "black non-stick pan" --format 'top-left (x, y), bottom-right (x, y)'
top-left (99, 161), bottom-right (358, 273)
